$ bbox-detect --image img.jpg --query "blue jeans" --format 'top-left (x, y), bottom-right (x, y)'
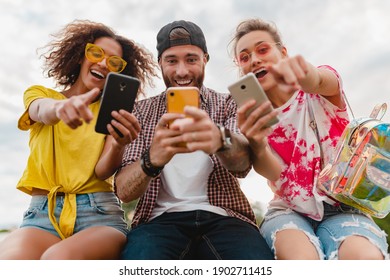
top-left (121, 210), bottom-right (273, 260)
top-left (20, 192), bottom-right (128, 238)
top-left (260, 203), bottom-right (389, 259)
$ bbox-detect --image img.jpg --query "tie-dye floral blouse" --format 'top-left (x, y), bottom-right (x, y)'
top-left (266, 65), bottom-right (350, 220)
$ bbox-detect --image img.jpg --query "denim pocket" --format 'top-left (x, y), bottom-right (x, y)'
top-left (22, 196), bottom-right (47, 219)
top-left (92, 193), bottom-right (124, 215)
top-left (94, 203), bottom-right (124, 215)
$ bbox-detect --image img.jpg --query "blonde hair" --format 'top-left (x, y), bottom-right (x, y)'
top-left (229, 18), bottom-right (283, 58)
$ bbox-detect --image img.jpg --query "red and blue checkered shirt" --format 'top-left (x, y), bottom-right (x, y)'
top-left (118, 86), bottom-right (257, 228)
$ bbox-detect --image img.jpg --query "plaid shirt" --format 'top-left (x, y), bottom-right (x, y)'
top-left (119, 86), bottom-right (256, 228)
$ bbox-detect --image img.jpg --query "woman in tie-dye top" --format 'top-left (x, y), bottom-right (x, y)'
top-left (229, 18), bottom-right (388, 260)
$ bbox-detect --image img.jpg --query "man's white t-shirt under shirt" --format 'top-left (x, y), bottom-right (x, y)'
top-left (150, 151), bottom-right (228, 220)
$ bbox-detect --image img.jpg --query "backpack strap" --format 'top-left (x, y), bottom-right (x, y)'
top-left (369, 103), bottom-right (387, 120)
top-left (343, 90), bottom-right (387, 121)
top-left (308, 91), bottom-right (351, 168)
top-left (308, 102), bottom-right (324, 168)
top-left (341, 91), bottom-right (355, 119)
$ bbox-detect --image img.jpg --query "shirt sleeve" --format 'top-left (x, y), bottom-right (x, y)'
top-left (17, 85), bottom-right (61, 131)
top-left (118, 101), bottom-right (147, 168)
top-left (318, 65), bottom-right (347, 108)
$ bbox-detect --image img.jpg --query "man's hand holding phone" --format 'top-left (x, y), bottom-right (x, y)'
top-left (170, 106), bottom-right (223, 155)
top-left (150, 113), bottom-right (188, 167)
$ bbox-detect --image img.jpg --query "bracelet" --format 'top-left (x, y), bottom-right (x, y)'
top-left (140, 147), bottom-right (164, 178)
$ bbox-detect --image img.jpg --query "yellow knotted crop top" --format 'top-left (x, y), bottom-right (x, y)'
top-left (17, 85), bottom-right (112, 239)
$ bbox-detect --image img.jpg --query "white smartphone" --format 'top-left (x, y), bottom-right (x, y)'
top-left (228, 72), bottom-right (279, 127)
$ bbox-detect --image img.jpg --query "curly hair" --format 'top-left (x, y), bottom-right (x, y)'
top-left (40, 19), bottom-right (158, 98)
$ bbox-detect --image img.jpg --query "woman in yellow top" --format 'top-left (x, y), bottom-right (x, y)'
top-left (0, 20), bottom-right (157, 259)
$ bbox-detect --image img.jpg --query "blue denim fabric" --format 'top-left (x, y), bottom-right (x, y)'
top-left (20, 192), bottom-right (128, 237)
top-left (121, 210), bottom-right (273, 260)
top-left (260, 203), bottom-right (389, 259)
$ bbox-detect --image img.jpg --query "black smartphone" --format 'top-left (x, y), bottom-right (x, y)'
top-left (95, 72), bottom-right (140, 135)
top-left (228, 72), bottom-right (279, 127)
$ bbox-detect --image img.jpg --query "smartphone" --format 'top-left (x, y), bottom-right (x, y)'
top-left (228, 72), bottom-right (279, 127)
top-left (166, 87), bottom-right (200, 147)
top-left (166, 86), bottom-right (200, 119)
top-left (95, 72), bottom-right (140, 135)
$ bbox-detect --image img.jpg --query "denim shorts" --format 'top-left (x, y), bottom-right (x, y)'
top-left (260, 203), bottom-right (389, 259)
top-left (20, 192), bottom-right (128, 238)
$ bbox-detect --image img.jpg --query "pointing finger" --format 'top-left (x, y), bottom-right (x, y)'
top-left (80, 88), bottom-right (101, 106)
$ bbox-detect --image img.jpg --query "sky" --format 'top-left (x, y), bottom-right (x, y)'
top-left (1, 0), bottom-right (390, 229)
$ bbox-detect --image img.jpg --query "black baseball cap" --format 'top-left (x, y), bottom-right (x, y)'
top-left (156, 20), bottom-right (209, 61)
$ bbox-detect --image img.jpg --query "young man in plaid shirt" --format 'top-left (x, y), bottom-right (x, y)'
top-left (115, 20), bottom-right (281, 260)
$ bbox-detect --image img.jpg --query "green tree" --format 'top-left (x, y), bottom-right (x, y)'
top-left (121, 199), bottom-right (139, 227)
top-left (251, 201), bottom-right (265, 226)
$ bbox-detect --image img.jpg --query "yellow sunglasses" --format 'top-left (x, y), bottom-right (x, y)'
top-left (85, 43), bottom-right (127, 73)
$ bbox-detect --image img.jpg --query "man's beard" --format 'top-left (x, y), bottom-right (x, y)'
top-left (161, 66), bottom-right (205, 89)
